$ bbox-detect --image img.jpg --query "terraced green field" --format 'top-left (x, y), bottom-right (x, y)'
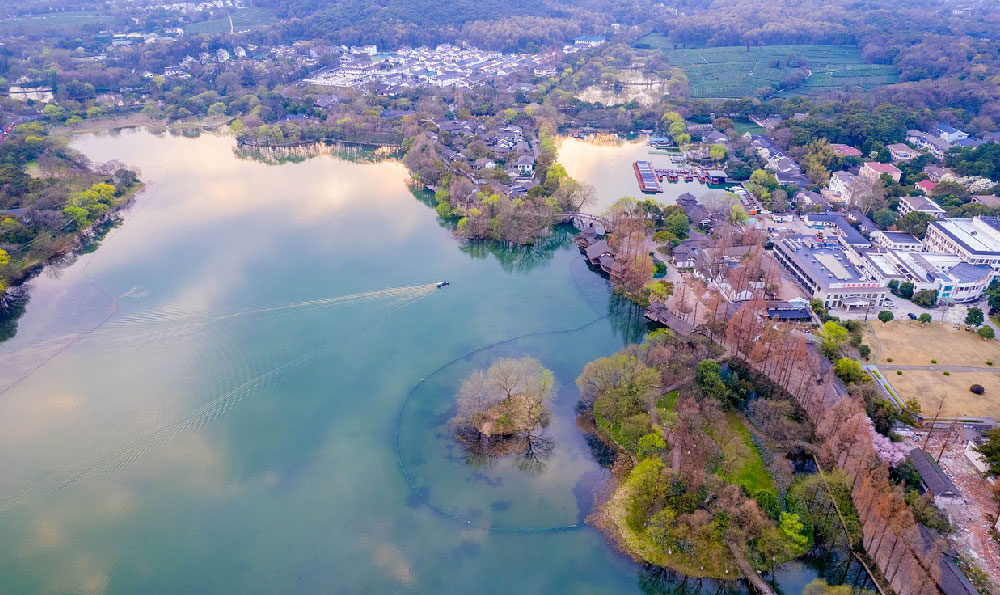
top-left (185, 7), bottom-right (276, 35)
top-left (635, 40), bottom-right (898, 98)
top-left (0, 12), bottom-right (111, 34)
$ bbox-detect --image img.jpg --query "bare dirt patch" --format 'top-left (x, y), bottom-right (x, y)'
top-left (886, 370), bottom-right (1000, 418)
top-left (866, 320), bottom-right (1000, 367)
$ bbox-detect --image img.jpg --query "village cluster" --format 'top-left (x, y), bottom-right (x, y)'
top-left (300, 39), bottom-right (604, 92)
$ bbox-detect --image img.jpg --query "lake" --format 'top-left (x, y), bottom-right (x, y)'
top-left (556, 136), bottom-right (729, 213)
top-left (0, 129), bottom-right (835, 594)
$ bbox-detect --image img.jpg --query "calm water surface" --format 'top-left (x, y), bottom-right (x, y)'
top-left (557, 136), bottom-right (726, 213)
top-left (0, 129), bottom-right (827, 594)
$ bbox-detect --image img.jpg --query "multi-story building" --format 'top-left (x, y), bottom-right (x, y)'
top-left (871, 231), bottom-right (923, 251)
top-left (860, 161), bottom-right (902, 184)
top-left (924, 216), bottom-right (1000, 270)
top-left (898, 195), bottom-right (946, 219)
top-left (887, 143), bottom-right (918, 161)
top-left (858, 250), bottom-right (993, 303)
top-left (772, 236), bottom-right (887, 309)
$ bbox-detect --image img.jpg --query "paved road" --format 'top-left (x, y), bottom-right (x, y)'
top-left (877, 364), bottom-right (998, 372)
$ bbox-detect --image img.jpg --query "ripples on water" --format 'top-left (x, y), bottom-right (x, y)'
top-left (0, 283), bottom-right (438, 512)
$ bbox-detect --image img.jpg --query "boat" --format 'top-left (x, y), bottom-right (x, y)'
top-left (436, 281), bottom-right (450, 288)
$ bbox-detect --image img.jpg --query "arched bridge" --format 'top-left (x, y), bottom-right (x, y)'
top-left (557, 212), bottom-right (609, 231)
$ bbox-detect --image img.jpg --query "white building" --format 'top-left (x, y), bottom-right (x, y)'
top-left (871, 231), bottom-right (923, 251)
top-left (924, 216), bottom-right (1000, 270)
top-left (898, 195), bottom-right (946, 219)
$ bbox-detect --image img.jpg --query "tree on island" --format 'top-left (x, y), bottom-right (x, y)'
top-left (453, 357), bottom-right (555, 466)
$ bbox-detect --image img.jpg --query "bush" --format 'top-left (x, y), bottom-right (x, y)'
top-left (897, 370), bottom-right (903, 375)
top-left (988, 361), bottom-right (994, 366)
top-left (943, 371), bottom-right (950, 376)
top-left (978, 326), bottom-right (995, 340)
top-left (859, 344), bottom-right (871, 359)
top-left (834, 357), bottom-right (865, 383)
top-left (636, 432), bottom-right (667, 459)
top-left (931, 359), bottom-right (937, 364)
top-left (887, 357), bottom-right (893, 362)
top-left (971, 384), bottom-right (985, 395)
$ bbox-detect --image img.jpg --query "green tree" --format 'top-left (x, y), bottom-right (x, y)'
top-left (979, 326), bottom-right (995, 340)
top-left (912, 289), bottom-right (938, 308)
top-left (779, 511), bottom-right (809, 549)
top-left (730, 203), bottom-right (749, 225)
top-left (709, 143), bottom-right (727, 161)
top-left (695, 359), bottom-right (730, 407)
top-left (834, 358), bottom-right (865, 383)
top-left (965, 307), bottom-right (984, 327)
top-left (898, 281), bottom-right (914, 299)
top-left (0, 248), bottom-right (7, 293)
top-left (873, 208), bottom-right (897, 229)
top-left (974, 428), bottom-right (1000, 476)
top-left (858, 344), bottom-right (871, 359)
top-left (817, 321), bottom-right (848, 359)
top-left (896, 211), bottom-right (934, 239)
top-left (663, 210), bottom-right (690, 238)
top-left (918, 313), bottom-right (932, 324)
top-left (636, 432), bottom-right (667, 459)
top-left (877, 310), bottom-right (894, 324)
top-left (63, 204), bottom-right (89, 228)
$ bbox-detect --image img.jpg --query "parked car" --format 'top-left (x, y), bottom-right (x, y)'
top-left (908, 313), bottom-right (917, 320)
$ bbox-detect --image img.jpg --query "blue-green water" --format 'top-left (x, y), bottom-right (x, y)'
top-left (0, 129), bottom-right (835, 594)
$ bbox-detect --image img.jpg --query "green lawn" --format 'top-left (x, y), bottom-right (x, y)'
top-left (656, 389), bottom-right (679, 424)
top-left (731, 118), bottom-right (765, 135)
top-left (635, 42), bottom-right (898, 98)
top-left (721, 412), bottom-right (775, 495)
top-left (0, 12), bottom-right (111, 34)
top-left (185, 7), bottom-right (276, 35)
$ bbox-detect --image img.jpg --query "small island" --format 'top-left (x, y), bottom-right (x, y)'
top-left (452, 357), bottom-right (555, 467)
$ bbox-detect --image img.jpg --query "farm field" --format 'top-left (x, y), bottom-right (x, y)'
top-left (635, 40), bottom-right (898, 98)
top-left (0, 12), bottom-right (111, 34)
top-left (185, 7), bottom-right (276, 35)
top-left (866, 320), bottom-right (1000, 418)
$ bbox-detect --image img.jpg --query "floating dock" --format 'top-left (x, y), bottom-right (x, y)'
top-left (633, 161), bottom-right (662, 193)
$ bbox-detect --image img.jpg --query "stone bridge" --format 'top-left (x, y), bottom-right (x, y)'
top-left (557, 212), bottom-right (609, 231)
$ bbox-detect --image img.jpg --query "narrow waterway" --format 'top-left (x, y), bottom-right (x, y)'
top-left (0, 128), bottom-right (843, 594)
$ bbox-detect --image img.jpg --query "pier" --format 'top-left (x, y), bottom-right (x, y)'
top-left (632, 161), bottom-right (728, 193)
top-left (633, 160), bottom-right (661, 193)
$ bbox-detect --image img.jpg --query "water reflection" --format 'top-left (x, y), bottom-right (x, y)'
top-left (234, 141), bottom-right (403, 166)
top-left (0, 286), bottom-right (29, 342)
top-left (459, 226), bottom-right (575, 274)
top-left (557, 136), bottom-right (725, 213)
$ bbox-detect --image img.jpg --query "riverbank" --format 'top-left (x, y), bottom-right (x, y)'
top-left (2, 180), bottom-right (144, 292)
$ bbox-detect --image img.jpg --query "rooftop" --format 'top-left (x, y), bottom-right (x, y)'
top-left (908, 448), bottom-right (961, 498)
top-left (776, 235), bottom-right (872, 289)
top-left (929, 217), bottom-right (1000, 255)
top-left (880, 231), bottom-right (921, 244)
top-left (900, 195), bottom-right (946, 213)
top-left (863, 161), bottom-right (902, 175)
